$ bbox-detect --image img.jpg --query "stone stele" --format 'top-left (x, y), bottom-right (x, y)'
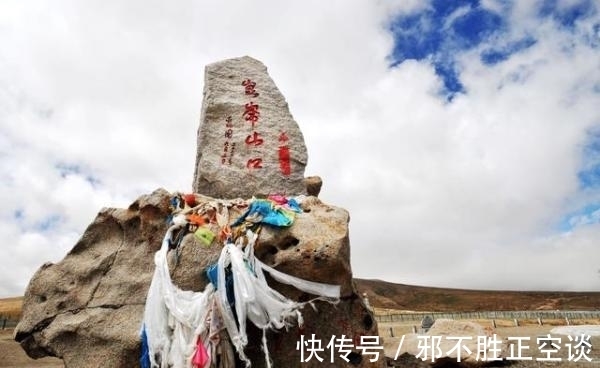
top-left (192, 56), bottom-right (308, 199)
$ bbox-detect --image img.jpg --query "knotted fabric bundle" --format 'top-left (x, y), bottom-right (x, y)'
top-left (141, 224), bottom-right (340, 368)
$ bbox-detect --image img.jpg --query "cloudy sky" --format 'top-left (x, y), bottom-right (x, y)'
top-left (1, 0), bottom-right (599, 297)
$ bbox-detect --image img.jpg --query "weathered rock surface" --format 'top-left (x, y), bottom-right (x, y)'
top-left (16, 189), bottom-right (383, 368)
top-left (304, 175), bottom-right (323, 197)
top-left (192, 56), bottom-right (308, 199)
top-left (15, 189), bottom-right (171, 367)
top-left (394, 319), bottom-right (504, 366)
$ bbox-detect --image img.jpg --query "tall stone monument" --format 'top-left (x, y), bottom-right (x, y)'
top-left (193, 56), bottom-right (308, 198)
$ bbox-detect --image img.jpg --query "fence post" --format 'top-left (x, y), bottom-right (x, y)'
top-left (1, 318), bottom-right (6, 330)
top-left (389, 327), bottom-right (394, 337)
top-left (492, 319), bottom-right (496, 328)
top-left (514, 319), bottom-right (519, 327)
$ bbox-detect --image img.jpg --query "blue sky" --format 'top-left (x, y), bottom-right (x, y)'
top-left (0, 0), bottom-right (599, 296)
top-left (389, 0), bottom-right (600, 231)
top-left (389, 0), bottom-right (598, 97)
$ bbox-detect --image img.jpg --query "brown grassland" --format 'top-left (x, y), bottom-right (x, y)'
top-left (1, 280), bottom-right (599, 367)
top-left (354, 279), bottom-right (600, 311)
top-left (0, 297), bottom-right (22, 321)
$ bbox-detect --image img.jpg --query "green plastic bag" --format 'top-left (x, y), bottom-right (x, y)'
top-left (194, 227), bottom-right (215, 247)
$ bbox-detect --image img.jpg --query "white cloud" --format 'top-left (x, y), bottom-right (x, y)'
top-left (444, 6), bottom-right (473, 30)
top-left (481, 0), bottom-right (506, 15)
top-left (0, 0), bottom-right (599, 297)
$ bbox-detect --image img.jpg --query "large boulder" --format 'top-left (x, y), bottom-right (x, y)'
top-left (15, 189), bottom-right (383, 368)
top-left (392, 319), bottom-right (504, 366)
top-left (15, 190), bottom-right (171, 367)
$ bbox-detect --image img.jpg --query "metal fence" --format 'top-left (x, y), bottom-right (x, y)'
top-left (0, 319), bottom-right (19, 330)
top-left (1, 310), bottom-right (598, 330)
top-left (0, 314), bottom-right (19, 330)
top-left (375, 310), bottom-right (600, 323)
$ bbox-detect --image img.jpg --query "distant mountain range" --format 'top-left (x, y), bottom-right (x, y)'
top-left (354, 279), bottom-right (600, 311)
top-left (1, 279), bottom-right (598, 320)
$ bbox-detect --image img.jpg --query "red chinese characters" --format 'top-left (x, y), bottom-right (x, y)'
top-left (242, 79), bottom-right (263, 171)
top-left (246, 158), bottom-right (263, 169)
top-left (242, 79), bottom-right (259, 98)
top-left (243, 102), bottom-right (260, 128)
top-left (278, 132), bottom-right (291, 176)
top-left (245, 131), bottom-right (264, 146)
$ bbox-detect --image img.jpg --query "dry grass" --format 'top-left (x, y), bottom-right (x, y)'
top-left (3, 280), bottom-right (598, 367)
top-left (357, 278), bottom-right (600, 312)
top-left (0, 297), bottom-right (22, 321)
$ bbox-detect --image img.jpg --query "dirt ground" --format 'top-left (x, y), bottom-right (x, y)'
top-left (2, 322), bottom-right (600, 367)
top-left (380, 319), bottom-right (600, 367)
top-left (0, 329), bottom-right (63, 368)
